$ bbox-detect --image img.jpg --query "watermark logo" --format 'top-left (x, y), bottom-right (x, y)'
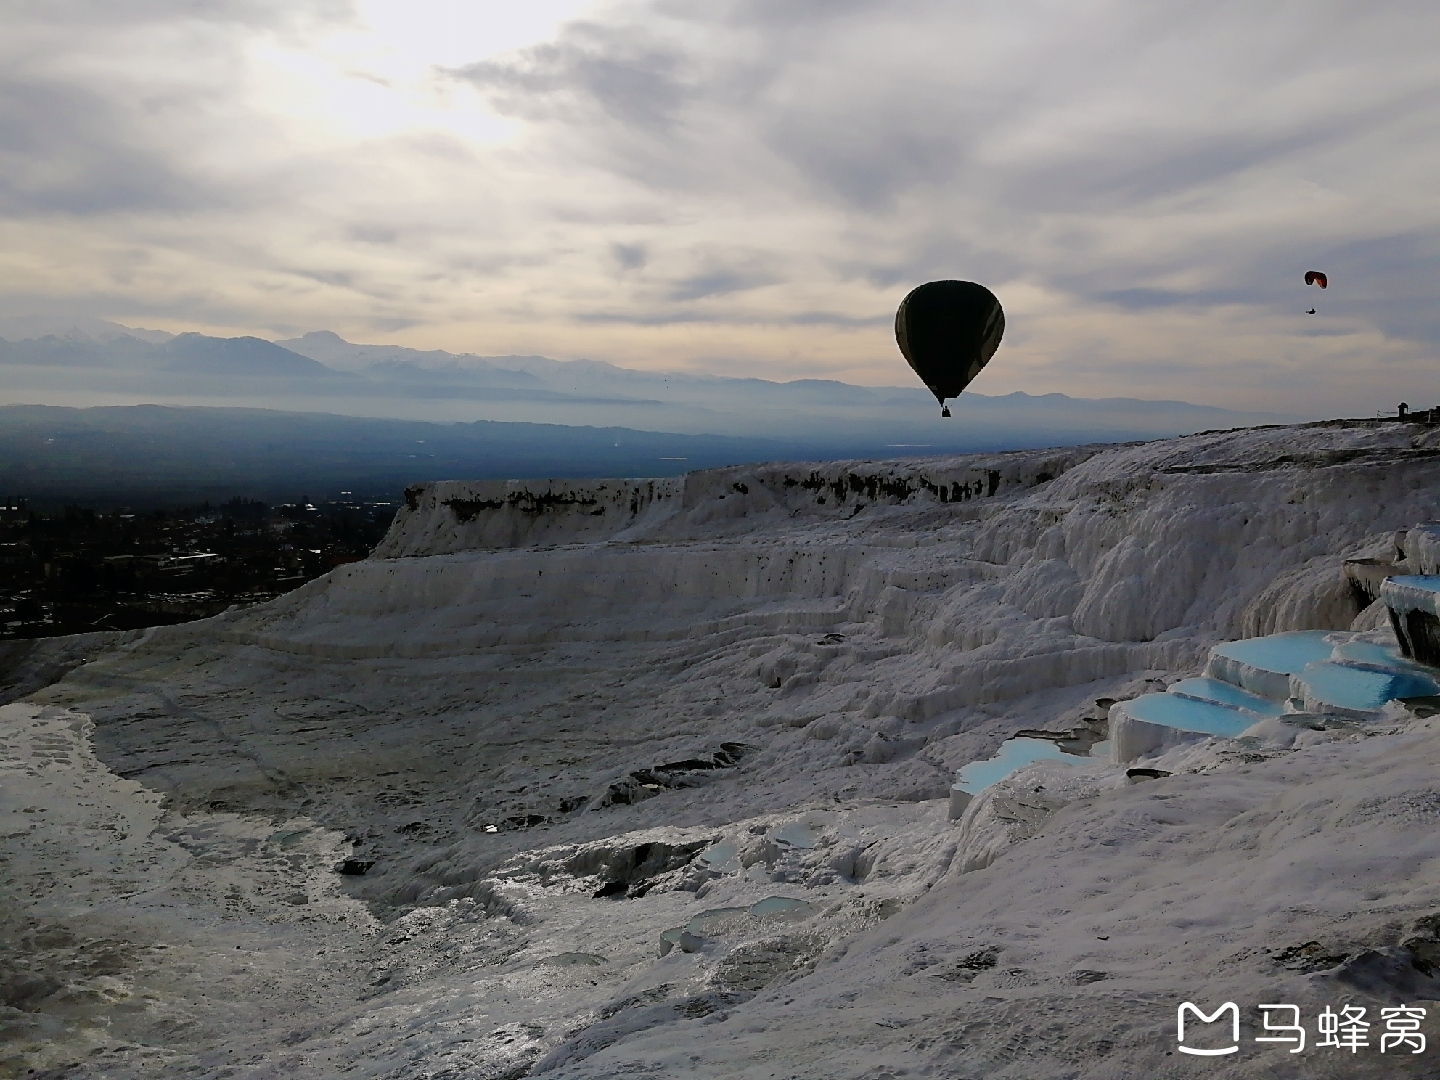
top-left (1378, 1006), bottom-right (1426, 1054)
top-left (1256, 1004), bottom-right (1304, 1053)
top-left (1177, 1002), bottom-right (1239, 1056)
top-left (1317, 1005), bottom-right (1368, 1052)
top-left (1175, 1002), bottom-right (1426, 1057)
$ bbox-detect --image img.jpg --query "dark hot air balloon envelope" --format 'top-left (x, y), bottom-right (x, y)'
top-left (895, 280), bottom-right (1004, 416)
top-left (1305, 271), bottom-right (1328, 288)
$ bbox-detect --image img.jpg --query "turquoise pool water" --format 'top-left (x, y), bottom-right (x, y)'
top-left (1332, 639), bottom-right (1423, 671)
top-left (1169, 677), bottom-right (1285, 716)
top-left (1387, 575), bottom-right (1440, 594)
top-left (1120, 693), bottom-right (1259, 738)
top-left (953, 737), bottom-right (1083, 796)
top-left (1294, 661), bottom-right (1438, 712)
top-left (1210, 631), bottom-right (1336, 675)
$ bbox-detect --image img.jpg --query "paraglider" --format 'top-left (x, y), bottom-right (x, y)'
top-left (895, 280), bottom-right (1004, 417)
top-left (1305, 271), bottom-right (1328, 289)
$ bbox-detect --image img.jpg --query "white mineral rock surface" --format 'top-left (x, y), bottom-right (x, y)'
top-left (5, 420), bottom-right (1440, 1078)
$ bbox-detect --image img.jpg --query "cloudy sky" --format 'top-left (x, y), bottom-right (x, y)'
top-left (2, 0), bottom-right (1437, 415)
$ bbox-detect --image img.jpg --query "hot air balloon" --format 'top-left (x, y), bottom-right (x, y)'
top-left (1305, 271), bottom-right (1328, 289)
top-left (895, 280), bottom-right (1004, 417)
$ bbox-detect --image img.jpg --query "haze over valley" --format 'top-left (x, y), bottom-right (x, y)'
top-left (0, 318), bottom-right (1295, 508)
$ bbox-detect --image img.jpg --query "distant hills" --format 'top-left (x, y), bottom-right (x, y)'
top-left (0, 318), bottom-right (1298, 503)
top-left (160, 334), bottom-right (348, 379)
top-left (0, 318), bottom-right (1294, 445)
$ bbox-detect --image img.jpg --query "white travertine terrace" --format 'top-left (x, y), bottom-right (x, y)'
top-left (1383, 574), bottom-right (1440, 618)
top-left (5, 420), bottom-right (1440, 1078)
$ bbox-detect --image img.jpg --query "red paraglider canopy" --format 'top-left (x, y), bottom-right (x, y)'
top-left (1305, 270), bottom-right (1328, 289)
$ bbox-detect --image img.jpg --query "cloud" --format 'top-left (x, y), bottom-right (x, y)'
top-left (6, 0), bottom-right (353, 30)
top-left (666, 261), bottom-right (778, 302)
top-left (0, 75), bottom-right (205, 215)
top-left (610, 242), bottom-right (647, 270)
top-left (1, 0), bottom-right (1438, 417)
top-left (0, 0), bottom-right (357, 218)
top-left (453, 21), bottom-right (695, 133)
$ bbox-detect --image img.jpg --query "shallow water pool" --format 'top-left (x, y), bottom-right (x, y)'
top-left (953, 737), bottom-right (1082, 796)
top-left (1119, 693), bottom-right (1259, 738)
top-left (698, 842), bottom-right (740, 872)
top-left (770, 821), bottom-right (819, 850)
top-left (1210, 631), bottom-right (1336, 675)
top-left (1169, 677), bottom-right (1284, 716)
top-left (1294, 661), bottom-right (1438, 712)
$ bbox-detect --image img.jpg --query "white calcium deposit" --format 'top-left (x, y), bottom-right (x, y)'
top-left (5, 420), bottom-right (1440, 1078)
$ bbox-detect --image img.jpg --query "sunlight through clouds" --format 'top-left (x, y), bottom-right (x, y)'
top-left (237, 0), bottom-right (602, 146)
top-left (0, 0), bottom-right (1437, 415)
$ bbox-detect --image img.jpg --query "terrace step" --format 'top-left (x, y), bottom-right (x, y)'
top-left (1204, 630), bottom-right (1337, 700)
top-left (1110, 692), bottom-right (1262, 763)
top-left (1382, 575), bottom-right (1440, 666)
top-left (1168, 676), bottom-right (1285, 716)
top-left (1289, 661), bottom-right (1437, 719)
